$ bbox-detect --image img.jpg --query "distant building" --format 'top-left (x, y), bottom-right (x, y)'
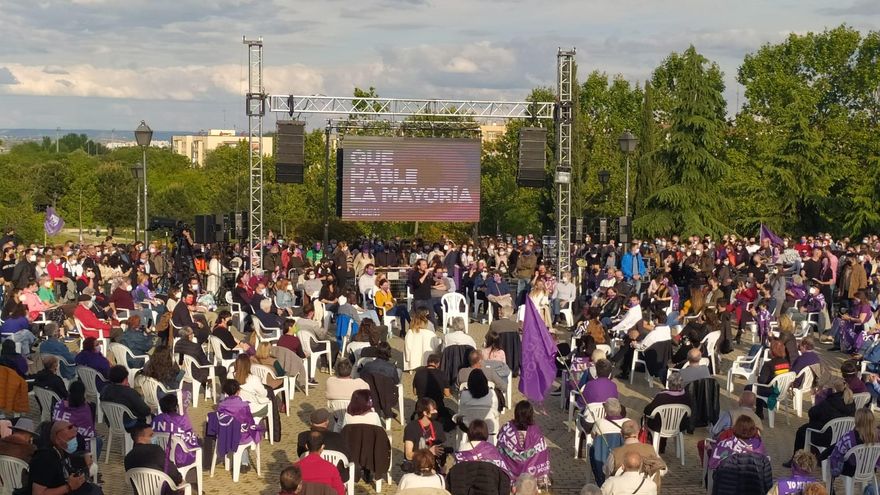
top-left (172, 129), bottom-right (273, 167)
top-left (480, 123), bottom-right (506, 144)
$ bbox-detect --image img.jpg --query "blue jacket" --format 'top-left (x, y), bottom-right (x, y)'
top-left (39, 339), bottom-right (77, 380)
top-left (486, 278), bottom-right (510, 297)
top-left (620, 252), bottom-right (646, 280)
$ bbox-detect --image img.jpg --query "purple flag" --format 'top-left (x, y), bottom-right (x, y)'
top-left (44, 207), bottom-right (64, 236)
top-left (760, 224), bottom-right (783, 247)
top-left (518, 296), bottom-right (558, 403)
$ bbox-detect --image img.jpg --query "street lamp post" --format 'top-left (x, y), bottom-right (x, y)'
top-left (618, 130), bottom-right (638, 218)
top-left (130, 166), bottom-right (144, 243)
top-left (598, 169), bottom-right (611, 201)
top-left (134, 121), bottom-right (153, 244)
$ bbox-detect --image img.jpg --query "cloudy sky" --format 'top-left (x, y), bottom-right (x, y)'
top-left (0, 0), bottom-right (877, 133)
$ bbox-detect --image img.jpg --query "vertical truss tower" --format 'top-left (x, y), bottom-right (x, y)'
top-left (244, 37), bottom-right (265, 270)
top-left (556, 48), bottom-right (575, 275)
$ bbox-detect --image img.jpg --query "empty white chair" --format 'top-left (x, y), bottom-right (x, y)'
top-left (630, 348), bottom-right (652, 388)
top-left (33, 386), bottom-right (61, 423)
top-left (321, 450), bottom-right (355, 495)
top-left (559, 305), bottom-right (574, 328)
top-left (153, 433), bottom-right (204, 495)
top-left (755, 371), bottom-right (796, 428)
top-left (225, 291), bottom-right (246, 331)
top-left (726, 350), bottom-right (763, 393)
top-left (299, 329), bottom-right (332, 380)
top-left (126, 467), bottom-right (192, 495)
top-left (700, 330), bottom-right (721, 374)
top-left (251, 319), bottom-right (281, 346)
top-left (76, 366), bottom-right (106, 423)
top-left (0, 455), bottom-right (28, 491)
top-left (647, 404), bottom-right (691, 466)
top-left (109, 342), bottom-right (150, 386)
top-left (441, 292), bottom-right (469, 334)
top-left (180, 355), bottom-right (215, 407)
top-left (102, 401), bottom-right (136, 463)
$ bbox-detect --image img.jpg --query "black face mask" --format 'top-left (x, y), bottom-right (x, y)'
top-left (429, 412), bottom-right (438, 420)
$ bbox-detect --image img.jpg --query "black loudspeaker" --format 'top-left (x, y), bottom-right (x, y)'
top-left (599, 218), bottom-right (608, 243)
top-left (575, 218), bottom-right (584, 242)
top-left (276, 120), bottom-right (305, 184)
top-left (214, 213), bottom-right (227, 243)
top-left (618, 216), bottom-right (630, 245)
top-left (231, 211), bottom-right (249, 239)
top-left (517, 127), bottom-right (546, 187)
top-left (194, 215), bottom-right (213, 244)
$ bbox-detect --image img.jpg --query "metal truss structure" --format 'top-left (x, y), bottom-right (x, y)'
top-left (244, 37), bottom-right (265, 270)
top-left (556, 48), bottom-right (575, 275)
top-left (268, 95), bottom-right (554, 120)
top-left (244, 38), bottom-right (575, 272)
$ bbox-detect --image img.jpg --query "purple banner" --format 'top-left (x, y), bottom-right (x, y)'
top-left (760, 224), bottom-right (783, 247)
top-left (518, 296), bottom-right (558, 403)
top-left (44, 207), bottom-right (64, 236)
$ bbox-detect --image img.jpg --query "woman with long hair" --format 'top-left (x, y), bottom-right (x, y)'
top-left (404, 308), bottom-right (440, 371)
top-left (253, 342), bottom-right (285, 390)
top-left (229, 354), bottom-right (271, 415)
top-left (398, 449), bottom-right (445, 490)
top-left (481, 330), bottom-right (506, 363)
top-left (342, 389), bottom-right (382, 427)
top-left (274, 278), bottom-right (296, 317)
top-left (348, 318), bottom-right (380, 361)
top-left (528, 279), bottom-right (553, 329)
top-left (140, 345), bottom-right (183, 390)
top-left (497, 400), bottom-right (551, 487)
top-left (52, 380), bottom-right (101, 456)
top-left (827, 408), bottom-right (880, 481)
top-left (834, 290), bottom-right (873, 354)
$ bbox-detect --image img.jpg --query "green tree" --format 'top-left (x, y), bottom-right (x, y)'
top-left (93, 164), bottom-right (137, 234)
top-left (635, 46), bottom-right (729, 236)
top-left (633, 80), bottom-right (663, 225)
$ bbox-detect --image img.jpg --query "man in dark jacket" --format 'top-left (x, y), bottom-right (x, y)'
top-left (174, 326), bottom-right (223, 384)
top-left (296, 409), bottom-right (350, 481)
top-left (447, 460), bottom-right (511, 495)
top-left (124, 424), bottom-right (182, 484)
top-left (11, 249), bottom-right (36, 289)
top-left (100, 365), bottom-right (151, 427)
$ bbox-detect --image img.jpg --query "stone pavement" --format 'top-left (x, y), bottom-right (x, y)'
top-left (39, 324), bottom-right (851, 494)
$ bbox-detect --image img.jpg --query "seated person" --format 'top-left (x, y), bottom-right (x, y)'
top-left (708, 415), bottom-right (765, 470)
top-left (413, 353), bottom-right (453, 423)
top-left (212, 311), bottom-right (252, 359)
top-left (643, 373), bottom-right (692, 453)
top-left (606, 420), bottom-right (666, 488)
top-left (787, 377), bottom-right (854, 466)
top-left (32, 355), bottom-right (69, 400)
top-left (295, 409), bottom-right (350, 478)
top-left (74, 337), bottom-right (110, 389)
top-left (278, 320), bottom-right (306, 358)
top-left (279, 465), bottom-right (302, 495)
top-left (39, 323), bottom-right (76, 380)
top-left (123, 424), bottom-right (182, 487)
top-left (341, 389), bottom-right (383, 428)
top-left (826, 408), bottom-right (880, 483)
top-left (453, 419), bottom-right (513, 478)
top-left (172, 291), bottom-right (209, 343)
top-left (29, 420), bottom-right (100, 495)
top-left (580, 359), bottom-right (618, 406)
top-left (152, 394), bottom-right (200, 469)
top-left (404, 398), bottom-right (446, 469)
top-left (0, 339), bottom-right (27, 377)
top-left (216, 379), bottom-right (263, 470)
top-left (360, 342), bottom-right (401, 384)
top-left (346, 319), bottom-right (381, 361)
top-left (677, 348), bottom-right (711, 386)
top-left (117, 317), bottom-right (156, 367)
top-left (443, 317), bottom-right (477, 349)
top-left (73, 294), bottom-right (112, 339)
top-left (336, 292), bottom-right (380, 326)
top-left (0, 302), bottom-right (36, 358)
top-left (53, 381), bottom-right (101, 458)
top-left (108, 279), bottom-right (152, 327)
top-left (457, 370), bottom-right (499, 429)
top-left (255, 297), bottom-right (285, 331)
top-left (0, 418), bottom-right (37, 462)
top-left (174, 326), bottom-right (224, 386)
top-left (100, 365), bottom-right (151, 428)
top-left (326, 360), bottom-right (369, 401)
top-left (398, 448), bottom-right (446, 491)
top-left (294, 431), bottom-right (346, 495)
top-left (769, 450), bottom-right (818, 495)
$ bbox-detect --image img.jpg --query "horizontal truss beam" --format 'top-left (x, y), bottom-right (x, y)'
top-left (267, 95), bottom-right (555, 120)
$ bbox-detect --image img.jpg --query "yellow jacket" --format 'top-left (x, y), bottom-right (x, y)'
top-left (0, 367), bottom-right (29, 414)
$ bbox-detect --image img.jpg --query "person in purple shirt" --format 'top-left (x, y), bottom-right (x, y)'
top-left (581, 359), bottom-right (618, 405)
top-left (74, 337), bottom-right (111, 391)
top-left (790, 337), bottom-right (821, 387)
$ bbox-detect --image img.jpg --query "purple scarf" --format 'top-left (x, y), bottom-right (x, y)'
top-left (52, 401), bottom-right (95, 439)
top-left (709, 436), bottom-right (765, 470)
top-left (496, 422), bottom-right (550, 481)
top-left (153, 412), bottom-right (199, 466)
top-left (454, 441), bottom-right (513, 479)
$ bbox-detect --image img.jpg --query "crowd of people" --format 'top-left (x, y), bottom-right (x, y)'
top-left (0, 227), bottom-right (879, 494)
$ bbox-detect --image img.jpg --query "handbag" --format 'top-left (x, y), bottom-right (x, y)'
top-left (638, 417), bottom-right (652, 444)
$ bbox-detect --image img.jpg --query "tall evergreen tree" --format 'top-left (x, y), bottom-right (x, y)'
top-left (634, 46), bottom-right (728, 237)
top-left (633, 80), bottom-right (663, 223)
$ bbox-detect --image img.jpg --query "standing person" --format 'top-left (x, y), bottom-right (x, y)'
top-left (513, 242), bottom-right (537, 307)
top-left (332, 242), bottom-right (354, 291)
top-left (409, 259), bottom-right (434, 323)
top-left (621, 244), bottom-right (647, 295)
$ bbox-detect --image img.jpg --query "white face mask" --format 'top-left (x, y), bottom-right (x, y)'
top-left (38, 261), bottom-right (46, 268)
top-left (28, 255), bottom-right (36, 262)
top-left (695, 250), bottom-right (703, 256)
top-left (149, 248), bottom-right (156, 254)
top-left (308, 274), bottom-right (316, 280)
top-left (191, 284), bottom-right (199, 292)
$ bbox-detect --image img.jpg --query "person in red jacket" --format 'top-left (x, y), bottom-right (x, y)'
top-left (73, 294), bottom-right (112, 338)
top-left (295, 431), bottom-right (345, 495)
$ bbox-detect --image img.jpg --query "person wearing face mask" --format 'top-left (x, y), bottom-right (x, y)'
top-left (485, 271), bottom-right (512, 320)
top-left (73, 294), bottom-right (112, 339)
top-left (301, 268), bottom-right (323, 303)
top-left (513, 242), bottom-right (537, 307)
top-left (172, 291), bottom-right (210, 344)
top-left (375, 278), bottom-right (409, 335)
top-left (470, 263), bottom-right (491, 319)
top-left (123, 424), bottom-right (183, 489)
top-left (330, 241), bottom-right (354, 291)
top-left (621, 244), bottom-right (647, 295)
top-left (403, 397), bottom-right (447, 470)
top-left (552, 271), bottom-right (576, 326)
top-left (29, 420), bottom-right (100, 495)
top-left (108, 278), bottom-right (153, 327)
top-left (352, 245), bottom-right (375, 279)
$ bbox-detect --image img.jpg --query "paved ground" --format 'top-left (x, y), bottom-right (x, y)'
top-left (35, 323), bottom-right (852, 494)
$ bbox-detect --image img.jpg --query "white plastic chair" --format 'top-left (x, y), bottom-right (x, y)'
top-left (630, 348), bottom-right (652, 388)
top-left (125, 467), bottom-right (192, 495)
top-left (73, 317), bottom-right (110, 354)
top-left (0, 455), bottom-right (28, 491)
top-left (840, 444), bottom-right (880, 495)
top-left (559, 305), bottom-right (574, 328)
top-left (225, 291), bottom-right (246, 331)
top-left (299, 329), bottom-right (332, 380)
top-left (33, 386), bottom-right (61, 423)
top-left (806, 416), bottom-right (855, 491)
top-left (251, 364), bottom-right (293, 417)
top-left (573, 402), bottom-right (606, 459)
top-left (791, 367), bottom-right (815, 417)
top-left (755, 371), bottom-right (796, 428)
top-left (726, 350), bottom-right (763, 392)
top-left (153, 433), bottom-right (204, 495)
top-left (251, 319), bottom-right (281, 346)
top-left (109, 342), bottom-right (150, 386)
top-left (180, 354), bottom-right (215, 407)
top-left (139, 376), bottom-right (184, 414)
top-left (647, 404), bottom-right (691, 466)
top-left (327, 399), bottom-right (352, 432)
top-left (102, 401), bottom-right (136, 463)
top-left (854, 392), bottom-right (872, 410)
top-left (208, 335), bottom-right (240, 370)
top-left (76, 366), bottom-right (106, 423)
top-left (210, 437), bottom-right (261, 482)
top-left (321, 450), bottom-right (355, 495)
top-left (441, 292), bottom-right (469, 334)
top-left (700, 330), bottom-right (721, 374)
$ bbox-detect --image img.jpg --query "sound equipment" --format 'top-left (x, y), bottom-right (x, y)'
top-left (618, 216), bottom-right (630, 245)
top-left (147, 217), bottom-right (177, 231)
top-left (517, 127), bottom-right (546, 187)
top-left (194, 215), bottom-right (213, 244)
top-left (599, 218), bottom-right (608, 243)
top-left (214, 213), bottom-right (228, 243)
top-left (275, 120), bottom-right (305, 184)
top-left (231, 211), bottom-right (249, 239)
top-left (575, 217), bottom-right (584, 243)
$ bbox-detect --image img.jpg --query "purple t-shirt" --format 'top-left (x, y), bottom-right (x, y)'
top-left (583, 377), bottom-right (618, 405)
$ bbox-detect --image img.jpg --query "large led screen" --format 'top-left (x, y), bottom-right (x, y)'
top-left (338, 136), bottom-right (481, 222)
